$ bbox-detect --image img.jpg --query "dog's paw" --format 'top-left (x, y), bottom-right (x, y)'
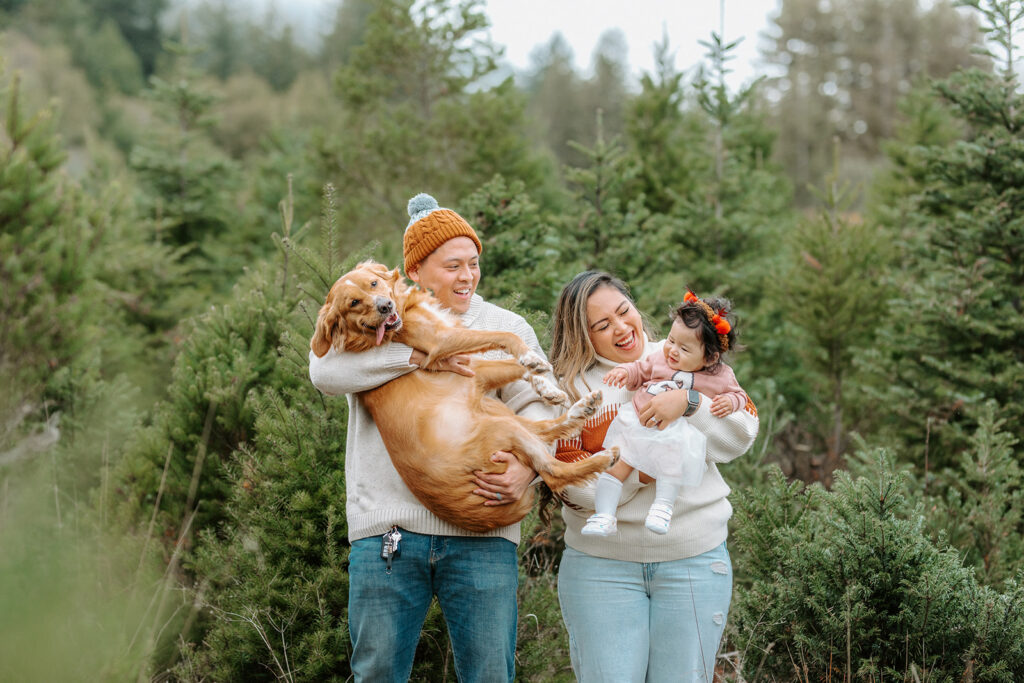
top-left (518, 350), bottom-right (552, 375)
top-left (599, 446), bottom-right (620, 468)
top-left (531, 374), bottom-right (569, 405)
top-left (568, 391), bottom-right (603, 420)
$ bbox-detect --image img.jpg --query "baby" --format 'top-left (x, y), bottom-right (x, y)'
top-left (582, 291), bottom-right (747, 536)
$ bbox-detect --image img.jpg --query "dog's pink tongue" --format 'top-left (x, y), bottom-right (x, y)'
top-left (376, 323), bottom-right (387, 345)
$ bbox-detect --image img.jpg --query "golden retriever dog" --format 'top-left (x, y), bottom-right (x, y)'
top-left (311, 261), bottom-right (617, 532)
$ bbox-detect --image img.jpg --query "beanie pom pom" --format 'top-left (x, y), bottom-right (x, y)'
top-left (407, 193), bottom-right (439, 220)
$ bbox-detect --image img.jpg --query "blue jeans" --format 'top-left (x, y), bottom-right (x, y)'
top-left (557, 542), bottom-right (732, 682)
top-left (348, 530), bottom-right (518, 682)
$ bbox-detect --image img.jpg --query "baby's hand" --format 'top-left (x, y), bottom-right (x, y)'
top-left (710, 395), bottom-right (735, 418)
top-left (603, 367), bottom-right (628, 388)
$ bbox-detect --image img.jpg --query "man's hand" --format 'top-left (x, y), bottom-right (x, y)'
top-left (710, 395), bottom-right (734, 418)
top-left (603, 366), bottom-right (629, 388)
top-left (473, 451), bottom-right (535, 506)
top-left (409, 349), bottom-right (475, 377)
top-left (638, 389), bottom-right (697, 430)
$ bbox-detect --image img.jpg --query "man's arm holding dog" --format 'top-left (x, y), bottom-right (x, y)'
top-left (309, 340), bottom-right (480, 396)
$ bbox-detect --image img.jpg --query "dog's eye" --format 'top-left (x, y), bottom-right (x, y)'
top-left (350, 299), bottom-right (361, 307)
top-left (370, 280), bottom-right (378, 287)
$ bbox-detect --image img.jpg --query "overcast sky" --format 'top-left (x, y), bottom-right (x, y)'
top-left (482, 0), bottom-right (780, 87)
top-left (250, 0), bottom-right (781, 88)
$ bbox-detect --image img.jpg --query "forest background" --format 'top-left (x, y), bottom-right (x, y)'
top-left (2, 0), bottom-right (1023, 680)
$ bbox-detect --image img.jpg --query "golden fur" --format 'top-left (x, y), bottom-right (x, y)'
top-left (311, 261), bottom-right (616, 532)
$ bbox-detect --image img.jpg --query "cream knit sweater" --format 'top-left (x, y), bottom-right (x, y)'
top-left (558, 338), bottom-right (759, 563)
top-left (308, 294), bottom-right (556, 545)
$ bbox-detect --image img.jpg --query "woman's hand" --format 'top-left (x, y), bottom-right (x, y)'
top-left (473, 451), bottom-right (535, 506)
top-left (410, 349), bottom-right (475, 376)
top-left (637, 389), bottom-right (698, 430)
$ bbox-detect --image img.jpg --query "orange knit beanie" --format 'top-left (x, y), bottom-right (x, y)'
top-left (403, 193), bottom-right (482, 273)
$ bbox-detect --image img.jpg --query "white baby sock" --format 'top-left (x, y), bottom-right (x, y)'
top-left (593, 472), bottom-right (624, 517)
top-left (653, 480), bottom-right (681, 511)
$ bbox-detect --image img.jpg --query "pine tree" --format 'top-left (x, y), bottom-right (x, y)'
top-left (763, 0), bottom-right (983, 203)
top-left (129, 39), bottom-right (241, 301)
top-left (879, 0), bottom-right (1024, 467)
top-left (775, 150), bottom-right (888, 481)
top-left (933, 404), bottom-right (1023, 586)
top-left (562, 110), bottom-right (652, 288)
top-left (311, 0), bottom-right (557, 254)
top-left (728, 457), bottom-right (1024, 680)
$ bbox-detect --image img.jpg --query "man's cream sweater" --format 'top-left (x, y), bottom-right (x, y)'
top-left (309, 294), bottom-right (555, 544)
top-left (557, 338), bottom-right (759, 563)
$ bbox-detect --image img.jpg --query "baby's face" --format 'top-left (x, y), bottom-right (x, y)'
top-left (663, 319), bottom-right (705, 372)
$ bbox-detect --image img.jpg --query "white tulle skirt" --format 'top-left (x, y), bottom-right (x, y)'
top-left (604, 403), bottom-right (708, 487)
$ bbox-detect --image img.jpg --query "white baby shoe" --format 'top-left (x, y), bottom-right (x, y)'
top-left (644, 502), bottom-right (674, 535)
top-left (581, 513), bottom-right (618, 536)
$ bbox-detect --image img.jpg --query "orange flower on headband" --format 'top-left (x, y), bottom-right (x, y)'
top-left (683, 291), bottom-right (699, 304)
top-left (711, 312), bottom-right (731, 335)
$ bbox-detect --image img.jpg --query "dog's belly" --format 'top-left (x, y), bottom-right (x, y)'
top-left (365, 372), bottom-right (480, 462)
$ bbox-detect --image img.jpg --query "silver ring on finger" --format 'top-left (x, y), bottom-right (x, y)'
top-left (495, 492), bottom-right (503, 501)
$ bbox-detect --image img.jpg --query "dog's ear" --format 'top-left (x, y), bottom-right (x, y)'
top-left (311, 301), bottom-right (344, 357)
top-left (387, 267), bottom-right (402, 285)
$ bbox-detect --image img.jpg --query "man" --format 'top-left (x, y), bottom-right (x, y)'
top-left (308, 193), bottom-right (553, 682)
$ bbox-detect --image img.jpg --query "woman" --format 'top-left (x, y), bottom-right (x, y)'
top-left (549, 271), bottom-right (759, 682)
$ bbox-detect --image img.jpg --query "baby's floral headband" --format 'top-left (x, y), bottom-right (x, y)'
top-left (683, 290), bottom-right (731, 351)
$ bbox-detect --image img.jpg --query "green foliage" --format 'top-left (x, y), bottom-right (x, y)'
top-left (729, 458), bottom-right (1024, 681)
top-left (523, 29), bottom-right (630, 170)
top-left (778, 166), bottom-right (888, 461)
top-left (312, 0), bottom-right (557, 250)
top-left (931, 404), bottom-right (1023, 586)
top-left (458, 175), bottom-right (571, 313)
top-left (764, 0), bottom-right (984, 203)
top-left (875, 17), bottom-right (1024, 466)
top-left (0, 70), bottom-right (178, 402)
top-left (562, 111), bottom-right (651, 282)
top-left (82, 0), bottom-right (167, 76)
top-left (114, 264), bottom-right (305, 556)
top-left (178, 385), bottom-right (349, 681)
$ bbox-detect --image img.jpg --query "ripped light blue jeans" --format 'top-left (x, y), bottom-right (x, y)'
top-left (557, 542), bottom-right (732, 682)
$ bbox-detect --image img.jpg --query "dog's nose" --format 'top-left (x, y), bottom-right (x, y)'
top-left (376, 298), bottom-right (394, 315)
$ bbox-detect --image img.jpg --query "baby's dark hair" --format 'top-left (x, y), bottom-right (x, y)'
top-left (670, 293), bottom-right (737, 372)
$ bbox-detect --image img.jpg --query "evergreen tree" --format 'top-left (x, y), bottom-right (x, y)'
top-left (523, 33), bottom-right (588, 168)
top-left (729, 458), bottom-right (1024, 680)
top-left (562, 110), bottom-right (651, 285)
top-left (878, 0), bottom-right (1024, 467)
top-left (933, 404), bottom-right (1023, 586)
top-left (775, 153), bottom-right (887, 481)
top-left (129, 39), bottom-right (243, 301)
top-left (82, 0), bottom-right (168, 77)
top-left (313, 0), bottom-right (557, 255)
top-left (319, 0), bottom-right (375, 70)
top-left (624, 37), bottom-right (696, 216)
top-left (763, 0), bottom-right (983, 203)
top-left (0, 70), bottom-right (178, 400)
top-left (113, 184), bottom-right (337, 675)
top-left (524, 29), bottom-right (630, 171)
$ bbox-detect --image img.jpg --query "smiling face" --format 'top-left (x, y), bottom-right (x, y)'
top-left (585, 285), bottom-right (645, 363)
top-left (407, 236), bottom-right (480, 314)
top-left (663, 318), bottom-right (709, 372)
